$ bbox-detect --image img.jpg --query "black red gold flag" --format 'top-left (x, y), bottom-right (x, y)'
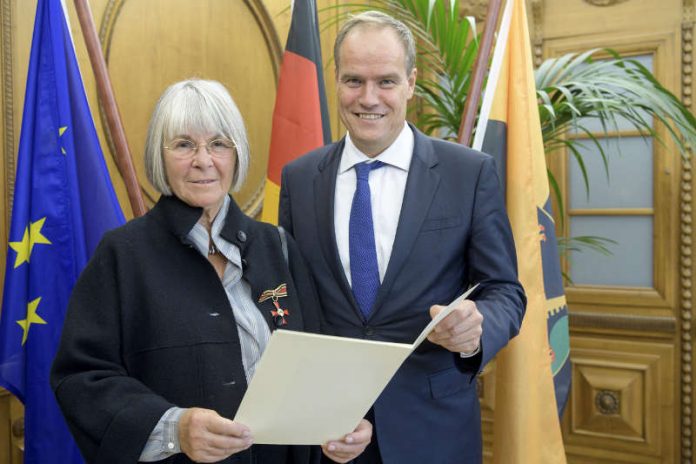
top-left (262, 0), bottom-right (330, 223)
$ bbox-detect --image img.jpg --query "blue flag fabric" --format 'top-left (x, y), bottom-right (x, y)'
top-left (0, 1), bottom-right (125, 462)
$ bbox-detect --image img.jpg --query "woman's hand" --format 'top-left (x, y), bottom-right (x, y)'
top-left (179, 407), bottom-right (252, 462)
top-left (321, 419), bottom-right (373, 463)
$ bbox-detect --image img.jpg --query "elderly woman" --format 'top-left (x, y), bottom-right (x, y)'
top-left (50, 79), bottom-right (370, 464)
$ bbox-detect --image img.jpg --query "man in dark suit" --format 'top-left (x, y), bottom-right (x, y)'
top-left (279, 11), bottom-right (526, 464)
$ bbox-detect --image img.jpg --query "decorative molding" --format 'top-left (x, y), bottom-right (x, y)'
top-left (97, 1), bottom-right (140, 202)
top-left (569, 311), bottom-right (677, 333)
top-left (569, 341), bottom-right (667, 447)
top-left (595, 390), bottom-right (620, 415)
top-left (98, 0), bottom-right (282, 215)
top-left (682, 2), bottom-right (694, 462)
top-left (2, 0), bottom-right (15, 218)
top-left (460, 0), bottom-right (489, 23)
top-left (458, 0), bottom-right (545, 66)
top-left (582, 0), bottom-right (630, 6)
top-left (531, 0), bottom-right (544, 67)
top-left (243, 0), bottom-right (283, 79)
top-left (684, 4), bottom-right (694, 110)
top-left (99, 0), bottom-right (123, 61)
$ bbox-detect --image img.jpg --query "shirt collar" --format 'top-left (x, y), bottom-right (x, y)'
top-left (338, 122), bottom-right (414, 174)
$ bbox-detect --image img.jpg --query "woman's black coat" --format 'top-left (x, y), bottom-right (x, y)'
top-left (51, 195), bottom-right (323, 464)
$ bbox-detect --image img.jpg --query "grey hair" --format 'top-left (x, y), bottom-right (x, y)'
top-left (334, 10), bottom-right (416, 75)
top-left (144, 79), bottom-right (250, 195)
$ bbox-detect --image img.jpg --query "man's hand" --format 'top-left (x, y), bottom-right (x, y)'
top-left (179, 407), bottom-right (252, 463)
top-left (321, 418), bottom-right (372, 463)
top-left (427, 299), bottom-right (483, 354)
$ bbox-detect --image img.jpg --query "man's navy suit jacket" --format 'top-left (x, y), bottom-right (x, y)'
top-left (279, 125), bottom-right (526, 463)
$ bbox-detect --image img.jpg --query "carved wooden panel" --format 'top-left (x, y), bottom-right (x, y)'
top-left (563, 338), bottom-right (674, 463)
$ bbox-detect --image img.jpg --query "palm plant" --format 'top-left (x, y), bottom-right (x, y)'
top-left (537, 49), bottom-right (696, 198)
top-left (323, 0), bottom-right (696, 259)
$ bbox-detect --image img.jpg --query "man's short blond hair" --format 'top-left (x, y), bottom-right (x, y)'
top-left (333, 10), bottom-right (416, 75)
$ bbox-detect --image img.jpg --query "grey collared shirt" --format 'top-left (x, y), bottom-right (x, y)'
top-left (139, 195), bottom-right (271, 461)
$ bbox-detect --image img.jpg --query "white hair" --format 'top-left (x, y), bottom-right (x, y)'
top-left (144, 79), bottom-right (250, 194)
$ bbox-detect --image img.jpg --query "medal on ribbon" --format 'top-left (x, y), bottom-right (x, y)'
top-left (258, 283), bottom-right (290, 326)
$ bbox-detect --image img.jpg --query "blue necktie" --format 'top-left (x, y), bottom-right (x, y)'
top-left (349, 161), bottom-right (384, 320)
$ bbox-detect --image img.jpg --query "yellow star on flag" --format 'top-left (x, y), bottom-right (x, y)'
top-left (16, 297), bottom-right (47, 345)
top-left (8, 217), bottom-right (52, 268)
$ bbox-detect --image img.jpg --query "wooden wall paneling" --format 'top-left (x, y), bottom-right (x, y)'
top-left (569, 312), bottom-right (676, 340)
top-left (544, 35), bottom-right (681, 462)
top-left (540, 0), bottom-right (685, 461)
top-left (570, 43), bottom-right (678, 463)
top-left (564, 338), bottom-right (674, 463)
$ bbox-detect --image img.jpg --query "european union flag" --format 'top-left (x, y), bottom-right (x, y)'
top-left (0, 1), bottom-right (125, 462)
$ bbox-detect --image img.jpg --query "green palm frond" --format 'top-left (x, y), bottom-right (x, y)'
top-left (557, 235), bottom-right (618, 284)
top-left (537, 49), bottom-right (696, 165)
top-left (558, 235), bottom-right (617, 256)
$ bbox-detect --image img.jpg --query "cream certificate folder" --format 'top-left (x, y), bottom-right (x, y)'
top-left (234, 284), bottom-right (479, 444)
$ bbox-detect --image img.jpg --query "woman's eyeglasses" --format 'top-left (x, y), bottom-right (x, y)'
top-left (163, 138), bottom-right (237, 160)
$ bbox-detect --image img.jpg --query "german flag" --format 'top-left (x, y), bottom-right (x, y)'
top-left (472, 0), bottom-right (568, 461)
top-left (261, 0), bottom-right (330, 224)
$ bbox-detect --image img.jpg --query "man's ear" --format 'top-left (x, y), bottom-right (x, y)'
top-left (407, 68), bottom-right (417, 98)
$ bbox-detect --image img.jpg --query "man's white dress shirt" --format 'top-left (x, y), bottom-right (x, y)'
top-left (334, 123), bottom-right (413, 286)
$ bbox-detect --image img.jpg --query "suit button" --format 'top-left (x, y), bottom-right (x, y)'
top-left (364, 327), bottom-right (375, 337)
top-left (237, 231), bottom-right (247, 242)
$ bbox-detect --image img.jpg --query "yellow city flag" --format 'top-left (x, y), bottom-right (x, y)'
top-left (472, 0), bottom-right (569, 461)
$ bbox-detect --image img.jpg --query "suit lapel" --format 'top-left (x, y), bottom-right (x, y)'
top-left (371, 128), bottom-right (440, 318)
top-left (313, 140), bottom-right (363, 318)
